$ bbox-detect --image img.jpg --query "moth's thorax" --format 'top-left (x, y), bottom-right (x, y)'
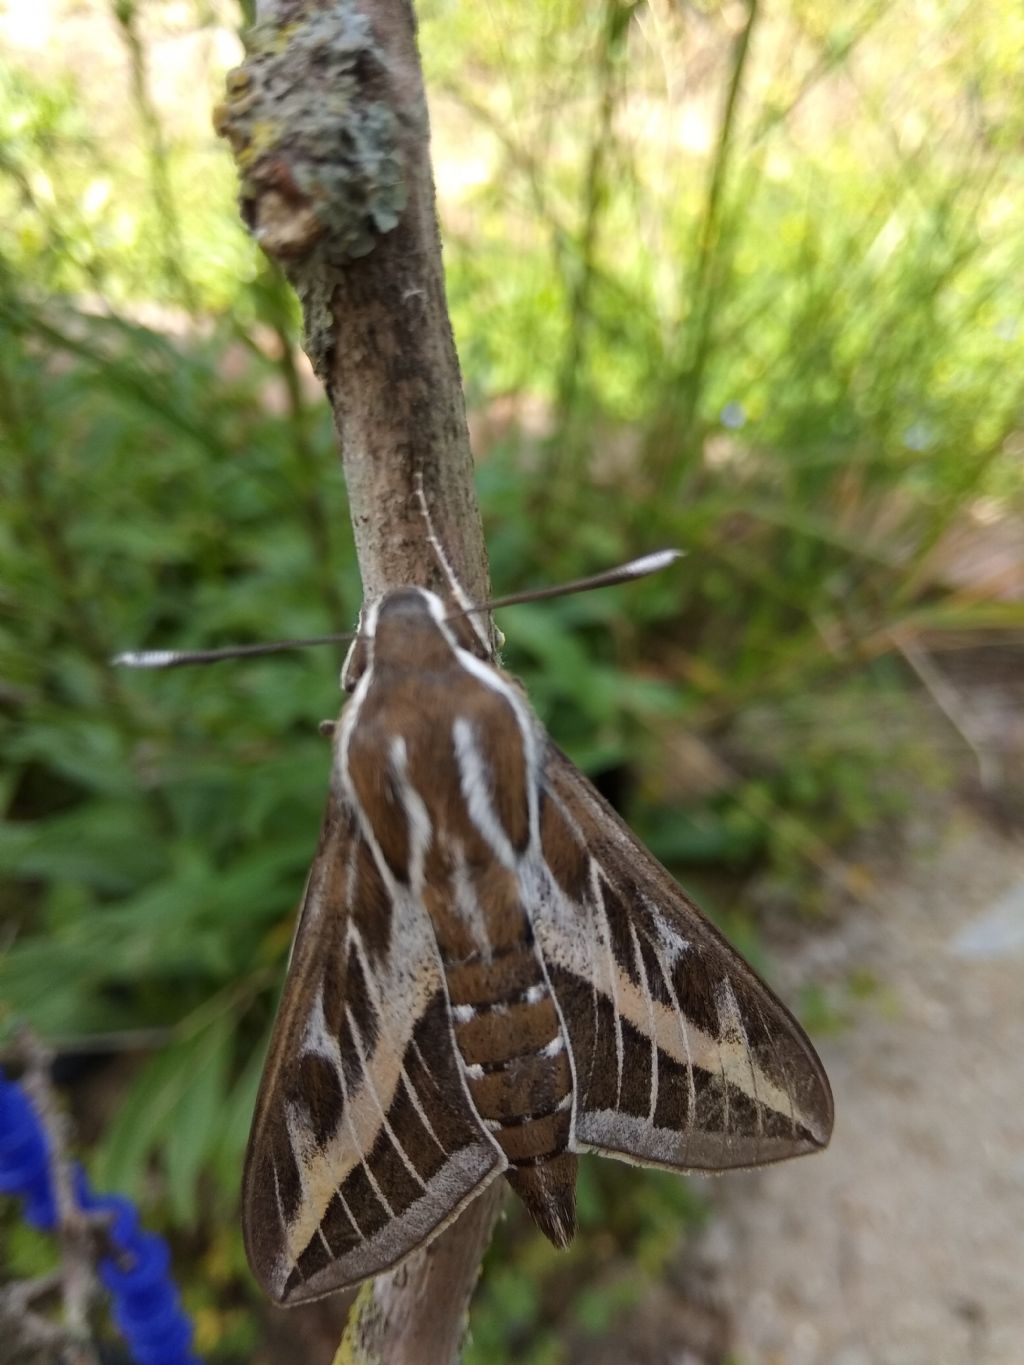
top-left (369, 588), bottom-right (458, 673)
top-left (336, 593), bottom-right (534, 885)
top-left (341, 586), bottom-right (489, 692)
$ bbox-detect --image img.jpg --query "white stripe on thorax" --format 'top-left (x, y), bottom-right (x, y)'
top-left (451, 646), bottom-right (541, 848)
top-left (449, 840), bottom-right (492, 956)
top-left (388, 735), bottom-right (433, 891)
top-left (452, 717), bottom-right (517, 869)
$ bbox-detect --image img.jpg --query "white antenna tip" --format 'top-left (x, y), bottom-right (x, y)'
top-left (623, 548), bottom-right (684, 579)
top-left (111, 650), bottom-right (178, 669)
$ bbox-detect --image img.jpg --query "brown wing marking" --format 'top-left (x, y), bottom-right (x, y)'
top-left (243, 787), bottom-right (504, 1304)
top-left (535, 745), bottom-right (833, 1174)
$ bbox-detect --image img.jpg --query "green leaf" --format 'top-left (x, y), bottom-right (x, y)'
top-left (164, 1017), bottom-right (233, 1224)
top-left (95, 1021), bottom-right (229, 1211)
top-left (0, 802), bottom-right (167, 892)
top-left (210, 1023), bottom-right (270, 1201)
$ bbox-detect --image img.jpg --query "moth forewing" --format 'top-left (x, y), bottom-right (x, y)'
top-left (242, 783), bottom-right (506, 1305)
top-left (243, 582), bottom-right (833, 1306)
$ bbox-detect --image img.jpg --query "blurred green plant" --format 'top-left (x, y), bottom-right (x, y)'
top-left (2, 0), bottom-right (1023, 1359)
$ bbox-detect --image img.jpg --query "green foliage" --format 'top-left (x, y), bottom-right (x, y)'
top-left (1, 0), bottom-right (1023, 1357)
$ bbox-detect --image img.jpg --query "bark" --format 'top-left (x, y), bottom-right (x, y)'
top-left (333, 1184), bottom-right (505, 1365)
top-left (216, 1), bottom-right (501, 1359)
top-left (219, 0), bottom-right (490, 606)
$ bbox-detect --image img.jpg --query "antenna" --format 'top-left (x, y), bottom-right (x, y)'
top-left (112, 632), bottom-right (358, 669)
top-left (457, 548), bottom-right (683, 616)
top-left (414, 470), bottom-right (489, 649)
top-left (111, 549), bottom-right (682, 669)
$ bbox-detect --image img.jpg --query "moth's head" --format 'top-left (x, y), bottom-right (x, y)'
top-left (341, 587), bottom-right (490, 691)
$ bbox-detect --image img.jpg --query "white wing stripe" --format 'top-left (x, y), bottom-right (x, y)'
top-left (332, 1016), bottom-right (396, 1219)
top-left (590, 860), bottom-right (624, 1106)
top-left (717, 976), bottom-right (762, 1148)
top-left (646, 932), bottom-right (696, 1138)
top-left (628, 917), bottom-right (659, 1124)
top-left (345, 1005), bottom-right (428, 1193)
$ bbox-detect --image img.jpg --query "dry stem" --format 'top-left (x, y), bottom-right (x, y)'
top-left (220, 0), bottom-right (501, 1359)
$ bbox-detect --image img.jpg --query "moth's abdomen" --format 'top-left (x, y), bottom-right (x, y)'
top-left (451, 977), bottom-right (572, 1148)
top-left (433, 876), bottom-right (572, 1146)
top-left (441, 934), bottom-right (578, 1247)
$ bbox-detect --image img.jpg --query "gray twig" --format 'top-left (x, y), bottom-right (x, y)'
top-left (216, 1), bottom-right (501, 1359)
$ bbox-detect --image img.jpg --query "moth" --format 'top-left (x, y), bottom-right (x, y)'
top-left (119, 539), bottom-right (833, 1306)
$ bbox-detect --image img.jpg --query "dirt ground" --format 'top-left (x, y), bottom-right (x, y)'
top-left (688, 807), bottom-right (1024, 1365)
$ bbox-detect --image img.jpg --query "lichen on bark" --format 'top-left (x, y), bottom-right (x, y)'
top-left (215, 0), bottom-right (412, 376)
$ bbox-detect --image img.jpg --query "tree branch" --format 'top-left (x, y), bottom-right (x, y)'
top-left (218, 0), bottom-right (490, 604)
top-left (334, 1183), bottom-right (504, 1365)
top-left (217, 1), bottom-right (501, 1359)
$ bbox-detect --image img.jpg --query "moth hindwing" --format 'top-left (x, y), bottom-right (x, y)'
top-left (243, 587), bottom-right (833, 1304)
